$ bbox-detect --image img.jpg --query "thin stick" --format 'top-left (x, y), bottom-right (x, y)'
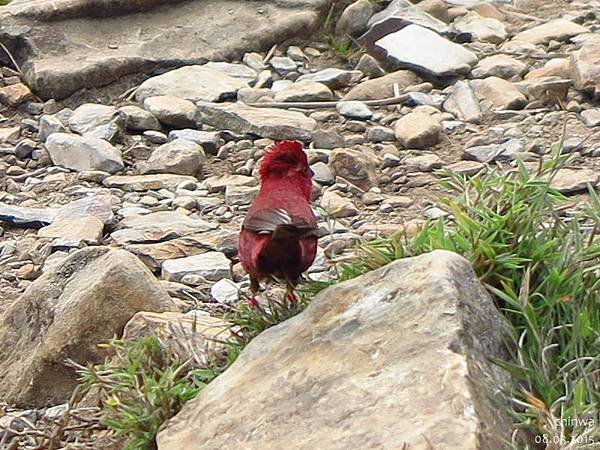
top-left (262, 44), bottom-right (277, 65)
top-left (0, 40), bottom-right (22, 76)
top-left (245, 93), bottom-right (411, 110)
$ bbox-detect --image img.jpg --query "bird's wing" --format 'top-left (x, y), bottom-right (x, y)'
top-left (242, 208), bottom-right (317, 240)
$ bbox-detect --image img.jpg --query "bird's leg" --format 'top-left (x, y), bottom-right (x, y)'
top-left (248, 276), bottom-right (260, 308)
top-left (284, 280), bottom-right (298, 304)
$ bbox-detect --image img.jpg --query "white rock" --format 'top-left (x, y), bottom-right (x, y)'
top-left (45, 133), bottom-right (124, 173)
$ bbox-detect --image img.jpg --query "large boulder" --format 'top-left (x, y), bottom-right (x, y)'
top-left (157, 250), bottom-right (512, 449)
top-left (1, 0), bottom-right (333, 99)
top-left (0, 247), bottom-right (177, 407)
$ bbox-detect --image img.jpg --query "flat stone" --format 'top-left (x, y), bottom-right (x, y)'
top-left (141, 139), bottom-right (205, 176)
top-left (111, 211), bottom-right (216, 245)
top-left (197, 102), bottom-right (317, 141)
top-left (45, 133), bottom-right (124, 173)
top-left (204, 173), bottom-right (257, 193)
top-left (311, 161), bottom-right (335, 185)
top-left (471, 77), bottom-right (527, 110)
top-left (103, 174), bottom-right (197, 191)
top-left (395, 112), bottom-right (441, 148)
top-left (373, 24), bottom-right (478, 78)
top-left (512, 19), bottom-right (588, 45)
top-left (312, 129), bottom-right (345, 149)
top-left (404, 154), bottom-right (442, 172)
top-left (552, 169), bottom-right (598, 194)
top-left (296, 68), bottom-right (358, 89)
top-left (162, 251), bottom-right (232, 283)
top-left (354, 54), bottom-right (385, 78)
top-left (443, 80), bottom-right (481, 124)
top-left (2, 0), bottom-right (330, 100)
top-left (38, 216), bottom-right (104, 245)
top-left (525, 58), bottom-right (571, 80)
top-left (273, 81), bottom-right (333, 103)
top-left (204, 61), bottom-right (257, 81)
top-left (144, 96), bottom-right (198, 128)
top-left (0, 247), bottom-right (176, 407)
top-left (269, 56), bottom-right (297, 75)
top-left (157, 250), bottom-right (511, 450)
top-left (0, 203), bottom-right (55, 228)
top-left (126, 230), bottom-right (238, 271)
top-left (225, 184), bottom-right (259, 206)
top-left (135, 65), bottom-right (248, 103)
top-left (570, 39), bottom-right (600, 96)
top-left (472, 55), bottom-right (528, 79)
top-left (367, 126), bottom-right (396, 142)
top-left (445, 160), bottom-right (485, 176)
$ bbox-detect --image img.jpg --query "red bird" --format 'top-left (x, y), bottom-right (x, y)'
top-left (238, 140), bottom-right (318, 302)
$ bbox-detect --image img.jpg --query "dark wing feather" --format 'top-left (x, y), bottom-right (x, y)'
top-left (243, 208), bottom-right (317, 240)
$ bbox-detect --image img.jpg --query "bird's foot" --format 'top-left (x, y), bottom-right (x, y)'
top-left (286, 291), bottom-right (298, 304)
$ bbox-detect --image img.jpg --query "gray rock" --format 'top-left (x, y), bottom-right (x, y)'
top-left (363, 0), bottom-right (450, 47)
top-left (335, 0), bottom-right (375, 37)
top-left (225, 184), bottom-right (259, 206)
top-left (312, 129), bottom-right (344, 149)
top-left (144, 96), bottom-right (198, 128)
top-left (204, 173), bottom-right (257, 193)
top-left (0, 126), bottom-right (20, 144)
top-left (404, 154), bottom-right (442, 171)
top-left (136, 65), bottom-right (248, 103)
top-left (119, 105), bottom-right (161, 131)
top-left (443, 80), bottom-right (482, 124)
top-left (68, 103), bottom-right (117, 135)
top-left (472, 55), bottom-right (528, 80)
top-left (168, 129), bottom-right (221, 155)
top-left (45, 133), bottom-right (124, 173)
top-left (269, 56), bottom-right (297, 75)
top-left (210, 279), bottom-right (239, 304)
top-left (452, 11), bottom-right (507, 44)
top-left (157, 250), bottom-right (512, 450)
top-left (329, 148), bottom-right (379, 191)
top-left (197, 102), bottom-right (317, 141)
top-left (320, 190), bottom-right (359, 218)
top-left (144, 130), bottom-right (169, 144)
top-left (570, 39), bottom-right (600, 96)
top-left (367, 126), bottom-right (396, 142)
top-left (311, 161), bottom-right (335, 185)
top-left (204, 61), bottom-right (257, 81)
top-left (242, 52), bottom-right (267, 72)
top-left (2, 0), bottom-right (330, 100)
top-left (111, 211), bottom-right (216, 245)
top-left (343, 70), bottom-right (421, 101)
top-left (464, 138), bottom-right (524, 163)
top-left (14, 138), bottom-right (36, 158)
top-left (0, 247), bottom-right (176, 407)
top-left (39, 115), bottom-right (67, 142)
top-left (471, 77), bottom-right (527, 110)
top-left (581, 109), bottom-right (600, 127)
top-left (162, 252), bottom-right (231, 283)
top-left (336, 101), bottom-right (373, 120)
top-left (372, 25), bottom-right (478, 78)
top-left (395, 112), bottom-right (441, 148)
top-left (354, 54), bottom-right (385, 78)
top-left (142, 139), bottom-right (205, 176)
top-left (296, 68), bottom-right (358, 89)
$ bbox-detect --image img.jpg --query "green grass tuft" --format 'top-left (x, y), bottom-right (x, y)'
top-left (309, 147), bottom-right (600, 447)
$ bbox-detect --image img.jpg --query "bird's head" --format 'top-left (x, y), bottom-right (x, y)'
top-left (259, 140), bottom-right (314, 200)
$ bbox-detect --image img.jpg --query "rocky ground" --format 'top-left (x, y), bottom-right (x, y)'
top-left (0, 0), bottom-right (599, 447)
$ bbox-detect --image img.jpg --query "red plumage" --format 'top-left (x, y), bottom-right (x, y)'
top-left (238, 140), bottom-right (317, 298)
